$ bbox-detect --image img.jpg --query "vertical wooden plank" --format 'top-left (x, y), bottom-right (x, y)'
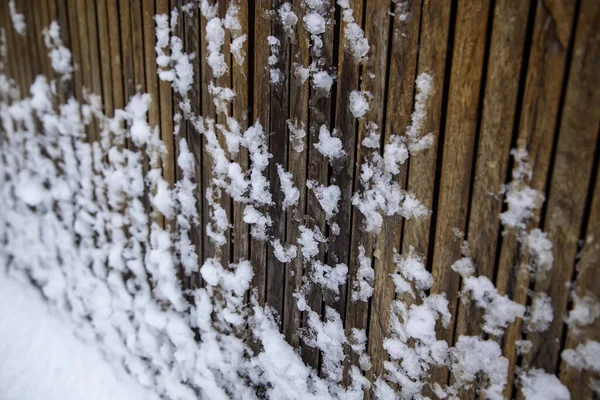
top-left (198, 1), bottom-right (213, 265)
top-left (182, 0), bottom-right (204, 287)
top-left (215, 0), bottom-right (232, 272)
top-left (106, 0), bottom-right (124, 112)
top-left (265, 0), bottom-right (290, 324)
top-left (522, 0), bottom-right (599, 377)
top-left (560, 170), bottom-right (600, 399)
top-left (130, 0), bottom-right (145, 94)
top-left (400, 1), bottom-right (452, 397)
top-left (119, 0), bottom-right (134, 105)
top-left (156, 0), bottom-right (174, 210)
top-left (75, 0), bottom-right (95, 141)
top-left (251, 0), bottom-right (271, 306)
top-left (282, 0), bottom-right (310, 348)
top-left (332, 0), bottom-right (364, 380)
top-left (26, 0), bottom-right (47, 80)
top-left (495, 1), bottom-right (578, 395)
top-left (369, 0), bottom-right (423, 380)
top-left (85, 0), bottom-right (103, 139)
top-left (345, 0), bottom-right (387, 383)
top-left (231, 1), bottom-right (249, 270)
top-left (66, 0), bottom-right (84, 102)
top-left (96, 0), bottom-right (114, 117)
top-left (427, 0), bottom-right (490, 386)
top-left (449, 3), bottom-right (530, 398)
top-left (301, 0), bottom-right (335, 370)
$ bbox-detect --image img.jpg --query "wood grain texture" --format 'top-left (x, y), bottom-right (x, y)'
top-left (427, 0), bottom-right (491, 387)
top-left (369, 0), bottom-right (423, 381)
top-left (182, 0), bottom-right (204, 289)
top-left (330, 0), bottom-right (363, 384)
top-left (521, 0), bottom-right (599, 378)
top-left (495, 1), bottom-right (578, 396)
top-left (4, 3), bottom-right (599, 397)
top-left (282, 0), bottom-right (310, 349)
top-left (250, 0), bottom-right (271, 307)
top-left (301, 0), bottom-right (336, 370)
top-left (265, 0), bottom-right (291, 325)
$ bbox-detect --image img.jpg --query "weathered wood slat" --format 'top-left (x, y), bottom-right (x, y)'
top-left (369, 0), bottom-right (423, 381)
top-left (451, 4), bottom-right (530, 399)
top-left (156, 0), bottom-right (175, 222)
top-left (428, 0), bottom-right (491, 387)
top-left (106, 0), bottom-right (124, 111)
top-left (494, 1), bottom-right (578, 396)
top-left (231, 1), bottom-right (250, 276)
top-left (560, 165), bottom-right (600, 399)
top-left (96, 0), bottom-right (114, 117)
top-left (301, 0), bottom-right (336, 370)
top-left (521, 0), bottom-right (599, 379)
top-left (331, 0), bottom-right (363, 384)
top-left (182, 0), bottom-right (204, 289)
top-left (400, 2), bottom-right (452, 397)
top-left (265, 0), bottom-right (291, 326)
top-left (250, 0), bottom-right (271, 307)
top-left (282, 0), bottom-right (310, 349)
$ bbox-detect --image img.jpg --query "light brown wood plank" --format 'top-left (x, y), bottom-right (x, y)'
top-left (369, 0), bottom-right (423, 382)
top-left (521, 0), bottom-right (600, 379)
top-left (427, 0), bottom-right (491, 387)
top-left (96, 0), bottom-right (114, 117)
top-left (495, 1), bottom-right (578, 396)
top-left (559, 165), bottom-right (600, 399)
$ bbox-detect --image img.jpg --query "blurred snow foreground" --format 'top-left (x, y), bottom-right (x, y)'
top-left (0, 2), bottom-right (592, 399)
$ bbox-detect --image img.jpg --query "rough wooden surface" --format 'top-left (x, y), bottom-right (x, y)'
top-left (2, 1), bottom-right (598, 398)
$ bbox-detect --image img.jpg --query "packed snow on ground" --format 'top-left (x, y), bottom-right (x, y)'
top-left (0, 274), bottom-right (159, 400)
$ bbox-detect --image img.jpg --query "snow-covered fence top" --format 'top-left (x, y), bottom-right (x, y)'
top-left (1, 0), bottom-right (599, 399)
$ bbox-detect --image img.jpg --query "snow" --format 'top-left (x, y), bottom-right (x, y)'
top-left (562, 340), bottom-right (600, 373)
top-left (461, 275), bottom-right (525, 336)
top-left (351, 245), bottom-right (374, 302)
top-left (8, 0), bottom-right (26, 36)
top-left (314, 124), bottom-right (345, 161)
top-left (310, 261), bottom-right (348, 294)
top-left (526, 292), bottom-right (554, 332)
top-left (298, 225), bottom-right (327, 261)
top-left (521, 369), bottom-right (571, 400)
top-left (0, 276), bottom-right (159, 400)
top-left (312, 70), bottom-right (335, 93)
top-left (450, 336), bottom-right (509, 400)
top-left (43, 21), bottom-right (73, 80)
top-left (303, 12), bottom-right (326, 35)
top-left (230, 34), bottom-right (247, 65)
top-left (278, 164), bottom-right (300, 209)
top-left (527, 228), bottom-right (554, 273)
top-left (338, 0), bottom-right (369, 62)
top-left (451, 257), bottom-right (475, 278)
top-left (287, 118), bottom-right (307, 152)
top-left (308, 180), bottom-right (341, 219)
top-left (204, 16), bottom-right (228, 78)
top-left (565, 295), bottom-right (600, 331)
top-left (500, 148), bottom-right (545, 230)
top-left (278, 3), bottom-right (298, 37)
top-left (271, 238), bottom-right (298, 263)
top-left (349, 90), bottom-right (370, 118)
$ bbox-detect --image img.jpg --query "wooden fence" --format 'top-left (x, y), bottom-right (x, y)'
top-left (1, 0), bottom-right (599, 398)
